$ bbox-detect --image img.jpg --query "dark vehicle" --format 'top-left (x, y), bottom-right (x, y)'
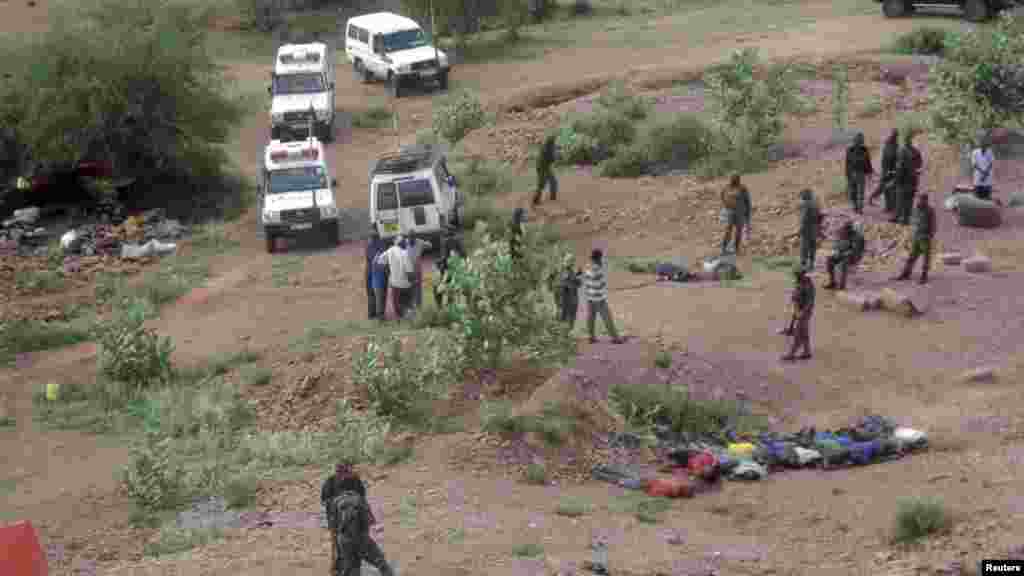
top-left (879, 0), bottom-right (1016, 21)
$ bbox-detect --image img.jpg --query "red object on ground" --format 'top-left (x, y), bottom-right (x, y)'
top-left (687, 451), bottom-right (719, 479)
top-left (645, 476), bottom-right (694, 498)
top-left (0, 521), bottom-right (48, 576)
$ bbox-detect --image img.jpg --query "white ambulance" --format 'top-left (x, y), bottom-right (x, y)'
top-left (269, 43), bottom-right (336, 142)
top-left (344, 12), bottom-right (450, 98)
top-left (259, 138), bottom-right (339, 253)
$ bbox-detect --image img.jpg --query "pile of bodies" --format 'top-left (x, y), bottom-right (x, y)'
top-left (592, 415), bottom-right (928, 498)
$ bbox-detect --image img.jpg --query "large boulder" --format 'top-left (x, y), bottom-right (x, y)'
top-left (956, 195), bottom-right (1002, 228)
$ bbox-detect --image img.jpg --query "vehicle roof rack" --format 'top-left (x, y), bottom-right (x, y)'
top-left (372, 145), bottom-right (436, 175)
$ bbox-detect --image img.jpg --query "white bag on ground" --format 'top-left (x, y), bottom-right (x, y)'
top-left (892, 427), bottom-right (927, 450)
top-left (121, 239), bottom-right (177, 259)
top-left (955, 195), bottom-right (1002, 228)
top-left (794, 446), bottom-right (823, 466)
top-left (60, 229), bottom-right (82, 252)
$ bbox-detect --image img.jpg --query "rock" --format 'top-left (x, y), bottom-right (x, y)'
top-left (956, 195), bottom-right (1002, 228)
top-left (940, 252), bottom-right (962, 266)
top-left (1009, 192), bottom-right (1024, 208)
top-left (963, 254), bottom-right (991, 274)
top-left (12, 206), bottom-right (40, 224)
top-left (836, 291), bottom-right (872, 311)
top-left (960, 366), bottom-right (996, 384)
top-left (880, 288), bottom-right (924, 317)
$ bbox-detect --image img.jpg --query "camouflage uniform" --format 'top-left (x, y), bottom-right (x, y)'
top-left (782, 268), bottom-right (815, 361)
top-left (798, 190), bottom-right (821, 270)
top-left (331, 492), bottom-right (395, 576)
top-left (895, 196), bottom-right (935, 285)
top-left (892, 137), bottom-right (923, 225)
top-left (720, 178), bottom-right (752, 255)
top-left (844, 133), bottom-right (874, 214)
top-left (825, 223), bottom-right (865, 290)
top-left (533, 135), bottom-right (558, 205)
top-left (870, 129), bottom-right (899, 211)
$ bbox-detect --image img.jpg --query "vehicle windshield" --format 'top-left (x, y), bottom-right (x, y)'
top-left (273, 72), bottom-right (326, 95)
top-left (267, 166), bottom-right (326, 194)
top-left (397, 179), bottom-right (434, 207)
top-left (383, 28), bottom-right (428, 53)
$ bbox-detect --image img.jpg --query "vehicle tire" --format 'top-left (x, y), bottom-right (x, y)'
top-left (271, 125), bottom-right (283, 141)
top-left (390, 74), bottom-right (402, 98)
top-left (355, 60), bottom-right (371, 83)
top-left (266, 234), bottom-right (276, 253)
top-left (438, 71), bottom-right (449, 92)
top-left (964, 0), bottom-right (990, 21)
top-left (323, 222), bottom-right (340, 246)
top-left (882, 0), bottom-right (907, 17)
top-left (320, 119), bottom-right (334, 143)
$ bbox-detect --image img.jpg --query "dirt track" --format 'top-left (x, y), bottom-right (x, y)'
top-left (3, 1), bottom-right (1024, 575)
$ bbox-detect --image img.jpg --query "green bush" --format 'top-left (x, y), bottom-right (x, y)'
top-left (328, 398), bottom-right (393, 463)
top-left (641, 113), bottom-right (711, 167)
top-left (130, 378), bottom-right (253, 439)
top-left (432, 90), bottom-right (487, 144)
top-left (892, 497), bottom-right (954, 544)
top-left (892, 27), bottom-right (952, 56)
top-left (0, 0), bottom-right (246, 219)
top-left (0, 317), bottom-right (92, 365)
top-left (448, 153), bottom-right (513, 197)
top-left (480, 400), bottom-right (530, 435)
top-left (94, 301), bottom-right (174, 393)
top-left (554, 125), bottom-right (602, 165)
top-left (121, 433), bottom-right (187, 511)
top-left (596, 80), bottom-right (651, 120)
top-left (556, 108), bottom-right (636, 166)
top-left (522, 463), bottom-right (548, 485)
top-left (609, 382), bottom-right (757, 439)
top-left (598, 144), bottom-right (648, 178)
top-left (351, 105), bottom-right (393, 129)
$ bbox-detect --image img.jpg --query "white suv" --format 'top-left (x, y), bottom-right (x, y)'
top-left (370, 144), bottom-right (462, 244)
top-left (269, 42), bottom-right (336, 142)
top-left (345, 12), bottom-right (450, 98)
top-left (260, 138), bottom-right (340, 253)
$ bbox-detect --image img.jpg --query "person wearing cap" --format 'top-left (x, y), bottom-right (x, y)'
top-left (376, 236), bottom-right (413, 319)
top-left (824, 220), bottom-right (865, 291)
top-left (781, 265), bottom-right (815, 362)
top-left (321, 461), bottom-right (394, 576)
top-left (971, 132), bottom-right (995, 201)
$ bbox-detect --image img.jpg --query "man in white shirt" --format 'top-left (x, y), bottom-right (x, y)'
top-left (376, 236), bottom-right (413, 319)
top-left (404, 237), bottom-right (433, 309)
top-left (971, 134), bottom-right (994, 201)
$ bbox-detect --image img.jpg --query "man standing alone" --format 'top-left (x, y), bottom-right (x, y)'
top-left (845, 132), bottom-right (874, 214)
top-left (583, 248), bottom-right (624, 345)
top-left (532, 134), bottom-right (558, 206)
top-left (720, 173), bottom-right (752, 256)
top-left (781, 265), bottom-right (815, 362)
top-left (894, 193), bottom-right (936, 285)
top-left (798, 189), bottom-right (821, 270)
top-left (971, 133), bottom-right (994, 201)
top-left (321, 461), bottom-right (395, 576)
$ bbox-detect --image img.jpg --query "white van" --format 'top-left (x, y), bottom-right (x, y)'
top-left (344, 12), bottom-right (450, 98)
top-left (259, 138), bottom-right (340, 253)
top-left (370, 144), bottom-right (463, 243)
top-left (269, 42), bottom-right (336, 142)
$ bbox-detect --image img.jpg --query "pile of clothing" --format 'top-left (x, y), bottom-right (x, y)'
top-left (592, 415), bottom-right (929, 497)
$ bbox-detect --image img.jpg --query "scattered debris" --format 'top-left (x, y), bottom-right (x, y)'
top-left (120, 239), bottom-right (177, 259)
top-left (654, 259), bottom-right (691, 282)
top-left (701, 254), bottom-right (742, 281)
top-left (963, 254), bottom-right (992, 274)
top-left (959, 366), bottom-right (996, 384)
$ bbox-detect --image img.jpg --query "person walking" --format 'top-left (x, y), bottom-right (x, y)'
top-left (870, 128), bottom-right (899, 212)
top-left (891, 131), bottom-right (923, 225)
top-left (405, 236), bottom-right (432, 310)
top-left (893, 193), bottom-right (936, 285)
top-left (781, 265), bottom-right (815, 362)
top-left (720, 173), bottom-right (752, 256)
top-left (376, 236), bottom-right (413, 319)
top-left (971, 133), bottom-right (995, 201)
top-left (532, 133), bottom-right (559, 206)
top-left (798, 189), bottom-right (822, 270)
top-left (321, 461), bottom-right (395, 576)
top-left (582, 248), bottom-right (624, 345)
top-left (845, 132), bottom-right (874, 214)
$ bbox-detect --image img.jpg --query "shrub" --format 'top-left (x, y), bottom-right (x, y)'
top-left (144, 526), bottom-right (224, 557)
top-left (240, 365), bottom-right (272, 387)
top-left (641, 113), bottom-right (712, 168)
top-left (554, 125), bottom-right (602, 165)
top-left (480, 400), bottom-right (530, 435)
top-left (432, 90), bottom-right (487, 144)
top-left (512, 543), bottom-right (545, 557)
top-left (121, 433), bottom-right (187, 511)
top-left (522, 463), bottom-right (548, 485)
top-left (94, 301), bottom-right (174, 393)
top-left (556, 108), bottom-right (636, 166)
top-left (892, 497), bottom-right (953, 544)
top-left (130, 378), bottom-right (253, 439)
top-left (609, 382), bottom-right (755, 439)
top-left (352, 105), bottom-right (393, 129)
top-left (0, 317), bottom-right (92, 365)
top-left (599, 145), bottom-right (648, 178)
top-left (448, 153), bottom-right (512, 197)
top-left (929, 13), bottom-right (1024, 147)
top-left (329, 398), bottom-right (392, 463)
top-left (596, 80), bottom-right (651, 120)
top-left (858, 95), bottom-right (885, 118)
top-left (832, 65), bottom-right (850, 132)
top-left (892, 27), bottom-right (951, 56)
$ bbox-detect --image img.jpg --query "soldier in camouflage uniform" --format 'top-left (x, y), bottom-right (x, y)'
top-left (844, 133), bottom-right (874, 214)
top-left (891, 132), bottom-right (923, 226)
top-left (532, 133), bottom-right (559, 206)
top-left (894, 193), bottom-right (935, 285)
top-left (798, 189), bottom-right (822, 270)
top-left (781, 265), bottom-right (815, 362)
top-left (824, 220), bottom-right (865, 291)
top-left (869, 128), bottom-right (899, 212)
top-left (322, 462), bottom-right (395, 576)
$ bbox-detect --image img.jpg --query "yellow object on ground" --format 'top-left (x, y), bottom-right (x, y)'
top-left (727, 442), bottom-right (756, 459)
top-left (45, 382), bottom-right (60, 402)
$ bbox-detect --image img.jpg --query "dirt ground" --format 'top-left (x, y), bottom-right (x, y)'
top-left (3, 1), bottom-right (1024, 575)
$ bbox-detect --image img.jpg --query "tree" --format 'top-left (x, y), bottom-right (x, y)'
top-left (929, 13), bottom-right (1024, 147)
top-left (0, 0), bottom-right (245, 211)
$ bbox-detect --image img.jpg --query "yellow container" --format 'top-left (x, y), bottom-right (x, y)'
top-left (45, 382), bottom-right (60, 402)
top-left (727, 442), bottom-right (756, 459)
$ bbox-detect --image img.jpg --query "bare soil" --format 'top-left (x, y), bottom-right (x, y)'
top-left (3, 2), bottom-right (1024, 575)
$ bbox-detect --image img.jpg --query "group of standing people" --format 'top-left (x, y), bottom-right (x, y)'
top-left (365, 230), bottom-right (436, 321)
